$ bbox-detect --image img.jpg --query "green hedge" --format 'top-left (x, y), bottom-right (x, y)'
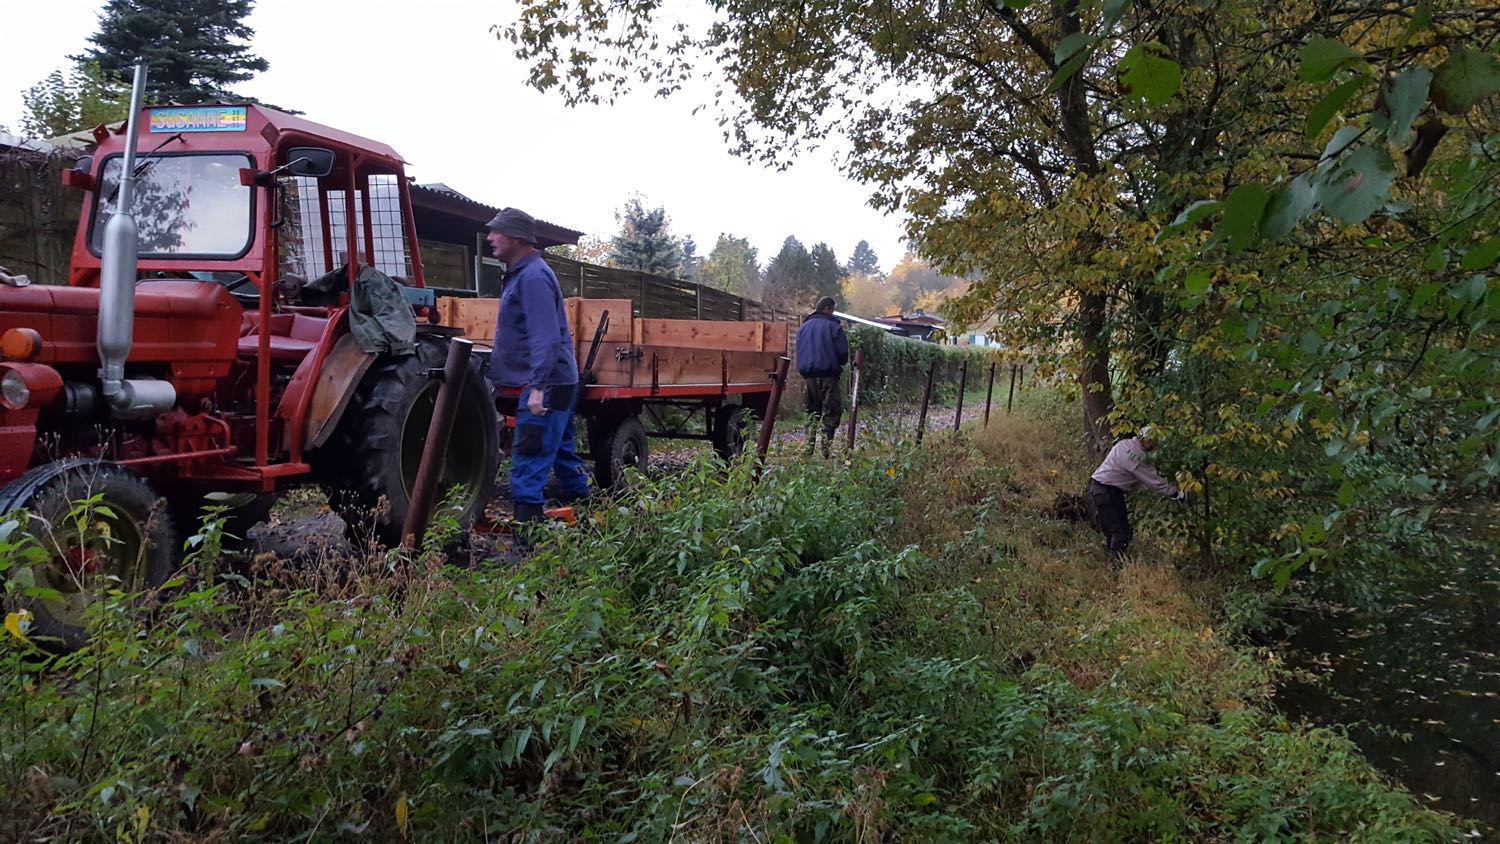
top-left (847, 326), bottom-right (998, 407)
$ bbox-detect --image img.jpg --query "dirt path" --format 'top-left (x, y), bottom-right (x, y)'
top-left (239, 401), bottom-right (1000, 560)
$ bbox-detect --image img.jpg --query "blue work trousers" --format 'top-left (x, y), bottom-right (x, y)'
top-left (511, 385), bottom-right (591, 506)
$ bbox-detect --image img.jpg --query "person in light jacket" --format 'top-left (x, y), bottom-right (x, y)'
top-left (1088, 426), bottom-right (1186, 558)
top-left (793, 296), bottom-right (849, 457)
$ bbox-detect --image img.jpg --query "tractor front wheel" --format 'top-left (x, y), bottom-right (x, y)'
top-left (0, 460), bottom-right (177, 651)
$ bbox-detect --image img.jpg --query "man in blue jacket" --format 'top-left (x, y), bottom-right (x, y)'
top-left (484, 208), bottom-right (591, 547)
top-left (794, 296), bottom-right (850, 457)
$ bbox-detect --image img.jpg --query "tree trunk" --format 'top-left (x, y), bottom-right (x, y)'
top-left (1079, 290), bottom-right (1113, 456)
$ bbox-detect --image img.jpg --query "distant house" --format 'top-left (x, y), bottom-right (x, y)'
top-left (871, 308), bottom-right (945, 342)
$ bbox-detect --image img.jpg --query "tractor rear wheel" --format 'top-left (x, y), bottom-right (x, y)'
top-left (318, 336), bottom-right (499, 548)
top-left (0, 460), bottom-right (177, 651)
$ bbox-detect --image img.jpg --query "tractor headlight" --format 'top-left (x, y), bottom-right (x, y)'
top-left (0, 370), bottom-right (30, 409)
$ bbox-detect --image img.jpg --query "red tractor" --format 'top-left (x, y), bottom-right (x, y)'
top-left (0, 68), bottom-right (499, 647)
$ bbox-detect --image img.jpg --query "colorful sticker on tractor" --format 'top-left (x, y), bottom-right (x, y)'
top-left (148, 106), bottom-right (248, 133)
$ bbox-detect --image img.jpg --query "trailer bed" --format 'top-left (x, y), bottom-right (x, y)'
top-left (435, 296), bottom-right (790, 486)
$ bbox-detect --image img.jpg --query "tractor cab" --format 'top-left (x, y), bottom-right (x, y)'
top-left (0, 100), bottom-right (468, 495)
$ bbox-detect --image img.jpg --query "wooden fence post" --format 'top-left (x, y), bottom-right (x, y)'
top-left (983, 361), bottom-right (996, 429)
top-left (916, 361), bottom-right (936, 444)
top-left (846, 349), bottom-right (863, 451)
top-left (954, 359), bottom-right (968, 432)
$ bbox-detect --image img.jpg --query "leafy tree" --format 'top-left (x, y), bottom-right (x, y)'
top-left (809, 242), bottom-right (846, 308)
top-left (841, 273), bottom-right (894, 318)
top-left (846, 239), bottom-right (881, 276)
top-left (78, 0), bottom-right (269, 105)
top-left (609, 197), bottom-right (684, 278)
top-left (506, 0), bottom-right (1500, 577)
top-left (887, 254), bottom-right (962, 312)
top-left (700, 233), bottom-right (760, 296)
top-left (762, 236), bottom-right (815, 309)
top-left (551, 235), bottom-right (612, 265)
top-left (19, 63), bottom-right (129, 138)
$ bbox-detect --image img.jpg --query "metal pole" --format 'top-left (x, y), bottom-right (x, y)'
top-left (1006, 363), bottom-right (1017, 413)
top-left (753, 356), bottom-right (791, 479)
top-left (846, 349), bottom-right (863, 451)
top-left (402, 338), bottom-right (475, 547)
top-left (983, 361), bottom-right (996, 429)
top-left (954, 359), bottom-right (968, 433)
top-left (916, 361), bottom-right (936, 444)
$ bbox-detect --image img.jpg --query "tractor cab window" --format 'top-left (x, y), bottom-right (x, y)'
top-left (90, 153), bottom-right (254, 258)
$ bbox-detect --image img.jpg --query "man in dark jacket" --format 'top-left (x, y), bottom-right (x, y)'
top-left (484, 208), bottom-right (591, 547)
top-left (794, 296), bottom-right (850, 457)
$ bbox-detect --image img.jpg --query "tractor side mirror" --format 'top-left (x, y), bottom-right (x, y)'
top-left (61, 155), bottom-right (96, 190)
top-left (284, 147), bottom-right (335, 178)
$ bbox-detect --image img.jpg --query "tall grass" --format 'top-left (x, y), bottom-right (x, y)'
top-left (0, 404), bottom-right (1463, 841)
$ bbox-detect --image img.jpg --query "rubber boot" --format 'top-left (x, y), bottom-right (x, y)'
top-left (803, 424), bottom-right (818, 458)
top-left (505, 501), bottom-right (546, 563)
top-left (821, 428), bottom-right (835, 458)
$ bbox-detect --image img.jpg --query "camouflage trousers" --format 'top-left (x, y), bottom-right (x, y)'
top-left (802, 374), bottom-right (843, 456)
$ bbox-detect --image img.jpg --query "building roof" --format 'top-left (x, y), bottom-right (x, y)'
top-left (833, 311), bottom-right (896, 331)
top-left (872, 314), bottom-right (945, 330)
top-left (411, 183), bottom-right (583, 249)
top-left (0, 132), bottom-right (55, 153)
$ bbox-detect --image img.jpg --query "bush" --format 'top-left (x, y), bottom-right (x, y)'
top-left (847, 326), bottom-right (997, 407)
top-left (0, 438), bottom-right (1460, 841)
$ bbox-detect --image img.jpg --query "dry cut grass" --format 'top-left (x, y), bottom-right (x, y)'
top-left (901, 407), bottom-right (1276, 717)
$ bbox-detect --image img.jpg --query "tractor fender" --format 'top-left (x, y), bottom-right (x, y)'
top-left (303, 333), bottom-right (377, 452)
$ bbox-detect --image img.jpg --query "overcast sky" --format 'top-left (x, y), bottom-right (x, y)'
top-left (0, 0), bottom-right (909, 273)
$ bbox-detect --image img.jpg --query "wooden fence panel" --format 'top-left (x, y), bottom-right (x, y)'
top-left (0, 149), bottom-right (84, 283)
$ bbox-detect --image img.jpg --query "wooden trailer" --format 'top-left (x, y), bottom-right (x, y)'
top-left (434, 297), bottom-right (789, 487)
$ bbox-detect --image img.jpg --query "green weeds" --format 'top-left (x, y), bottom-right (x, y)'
top-left (0, 412), bottom-right (1465, 841)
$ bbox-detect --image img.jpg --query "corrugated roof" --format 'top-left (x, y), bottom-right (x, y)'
top-left (411, 183), bottom-right (584, 248)
top-left (834, 311), bottom-right (896, 331)
top-left (0, 132), bottom-right (55, 153)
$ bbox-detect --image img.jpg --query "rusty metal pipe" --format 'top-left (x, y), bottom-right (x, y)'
top-left (753, 356), bottom-right (791, 479)
top-left (916, 361), bottom-right (936, 444)
top-left (845, 349), bottom-right (863, 451)
top-left (983, 361), bottom-right (996, 429)
top-left (954, 359), bottom-right (968, 433)
top-left (402, 338), bottom-right (474, 547)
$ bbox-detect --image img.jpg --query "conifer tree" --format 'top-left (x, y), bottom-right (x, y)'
top-left (79, 0), bottom-right (270, 105)
top-left (846, 239), bottom-right (880, 276)
top-left (809, 242), bottom-right (846, 309)
top-left (608, 197), bottom-right (684, 278)
top-left (762, 236), bottom-right (815, 308)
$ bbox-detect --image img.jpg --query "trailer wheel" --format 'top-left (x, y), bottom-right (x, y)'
top-left (711, 404), bottom-right (756, 461)
top-left (0, 460), bottom-right (177, 651)
top-left (593, 416), bottom-right (649, 490)
top-left (317, 336), bottom-right (499, 547)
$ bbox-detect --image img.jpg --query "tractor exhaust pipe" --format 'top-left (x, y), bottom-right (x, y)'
top-left (97, 63), bottom-right (176, 419)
